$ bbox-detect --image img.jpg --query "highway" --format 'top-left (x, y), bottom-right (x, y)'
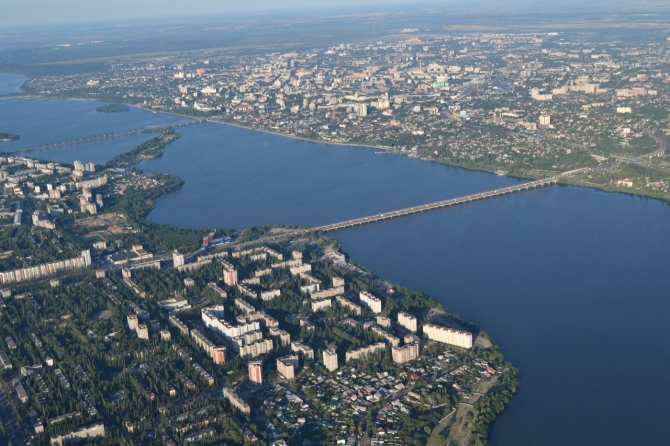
top-left (611, 132), bottom-right (669, 172)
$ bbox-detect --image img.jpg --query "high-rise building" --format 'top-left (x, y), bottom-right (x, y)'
top-left (268, 327), bottom-right (291, 347)
top-left (377, 314), bottom-right (391, 327)
top-left (277, 355), bottom-right (299, 379)
top-left (81, 250), bottom-right (91, 267)
top-left (213, 347), bottom-right (226, 365)
top-left (291, 341), bottom-right (314, 360)
top-left (239, 339), bottom-right (273, 360)
top-left (397, 311), bottom-right (418, 332)
top-left (221, 260), bottom-right (238, 286)
top-left (392, 342), bottom-right (420, 364)
top-left (223, 387), bottom-right (250, 414)
top-left (249, 361), bottom-right (263, 386)
top-left (539, 115), bottom-right (551, 126)
top-left (323, 345), bottom-right (338, 372)
top-left (422, 324), bottom-right (473, 349)
top-left (173, 251), bottom-right (185, 268)
top-left (345, 343), bottom-right (386, 363)
top-left (136, 324), bottom-right (149, 340)
top-left (311, 298), bottom-right (331, 312)
top-left (359, 291), bottom-right (382, 313)
top-left (127, 314), bottom-right (138, 332)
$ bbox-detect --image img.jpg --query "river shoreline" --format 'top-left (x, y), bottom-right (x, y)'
top-left (6, 93), bottom-right (670, 205)
top-left (132, 104), bottom-right (670, 206)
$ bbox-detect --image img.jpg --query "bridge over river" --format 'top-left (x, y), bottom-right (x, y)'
top-left (13, 119), bottom-right (204, 155)
top-left (233, 168), bottom-right (589, 248)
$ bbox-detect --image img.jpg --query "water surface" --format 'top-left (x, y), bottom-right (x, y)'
top-left (141, 122), bottom-right (522, 229)
top-left (331, 187), bottom-right (670, 446)
top-left (0, 92), bottom-right (181, 164)
top-left (140, 120), bottom-right (670, 445)
top-left (0, 73), bottom-right (25, 94)
top-left (3, 93), bottom-right (670, 445)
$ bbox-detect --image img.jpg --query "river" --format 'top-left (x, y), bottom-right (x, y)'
top-left (1, 73), bottom-right (670, 445)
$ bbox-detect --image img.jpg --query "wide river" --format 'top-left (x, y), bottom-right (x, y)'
top-left (2, 74), bottom-right (670, 445)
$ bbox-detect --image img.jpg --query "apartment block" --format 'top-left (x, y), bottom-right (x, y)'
top-left (422, 323), bottom-right (473, 349)
top-left (323, 345), bottom-right (339, 372)
top-left (359, 291), bottom-right (382, 313)
top-left (345, 342), bottom-right (386, 363)
top-left (249, 360), bottom-right (263, 386)
top-left (397, 311), bottom-right (418, 332)
top-left (277, 354), bottom-right (299, 379)
top-left (392, 343), bottom-right (420, 364)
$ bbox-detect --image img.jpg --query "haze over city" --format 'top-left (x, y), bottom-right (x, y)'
top-left (2, 0), bottom-right (639, 27)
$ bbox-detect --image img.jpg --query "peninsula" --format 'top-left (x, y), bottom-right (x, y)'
top-left (0, 133), bottom-right (516, 445)
top-left (96, 103), bottom-right (129, 113)
top-left (0, 132), bottom-right (18, 142)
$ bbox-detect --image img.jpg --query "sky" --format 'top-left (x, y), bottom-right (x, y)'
top-left (1, 0), bottom-right (648, 29)
top-left (2, 0), bottom-right (425, 28)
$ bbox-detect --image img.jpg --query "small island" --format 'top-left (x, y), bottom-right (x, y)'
top-left (96, 103), bottom-right (129, 113)
top-left (0, 132), bottom-right (19, 142)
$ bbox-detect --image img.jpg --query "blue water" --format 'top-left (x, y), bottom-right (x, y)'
top-left (140, 122), bottom-right (523, 229)
top-left (0, 99), bottom-right (182, 156)
top-left (0, 77), bottom-right (183, 165)
top-left (0, 73), bottom-right (25, 94)
top-left (332, 187), bottom-right (670, 445)
top-left (2, 83), bottom-right (670, 445)
top-left (143, 122), bottom-right (670, 446)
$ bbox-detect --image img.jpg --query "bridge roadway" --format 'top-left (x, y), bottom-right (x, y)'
top-left (313, 175), bottom-right (564, 232)
top-left (13, 119), bottom-right (204, 155)
top-left (233, 168), bottom-right (589, 249)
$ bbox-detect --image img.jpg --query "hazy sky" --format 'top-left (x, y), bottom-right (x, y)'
top-left (2, 0), bottom-right (424, 28)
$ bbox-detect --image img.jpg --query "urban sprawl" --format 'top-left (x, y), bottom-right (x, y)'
top-left (3, 24), bottom-right (670, 446)
top-left (23, 31), bottom-right (670, 200)
top-left (0, 152), bottom-right (516, 446)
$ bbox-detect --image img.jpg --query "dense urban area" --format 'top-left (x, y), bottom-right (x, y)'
top-left (0, 143), bottom-right (516, 446)
top-left (18, 28), bottom-right (670, 200)
top-left (2, 10), bottom-right (670, 446)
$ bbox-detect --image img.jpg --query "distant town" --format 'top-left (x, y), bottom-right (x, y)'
top-left (21, 30), bottom-right (670, 200)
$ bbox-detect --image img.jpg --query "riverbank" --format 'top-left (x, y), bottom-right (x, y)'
top-left (91, 132), bottom-right (519, 446)
top-left (9, 92), bottom-right (670, 205)
top-left (136, 103), bottom-right (670, 205)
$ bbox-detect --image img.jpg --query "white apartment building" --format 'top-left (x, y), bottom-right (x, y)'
top-left (277, 354), bottom-right (299, 379)
top-left (422, 323), bottom-right (473, 349)
top-left (397, 311), bottom-right (418, 332)
top-left (392, 343), bottom-right (420, 364)
top-left (345, 342), bottom-right (386, 363)
top-left (359, 291), bottom-right (382, 313)
top-left (311, 298), bottom-right (332, 312)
